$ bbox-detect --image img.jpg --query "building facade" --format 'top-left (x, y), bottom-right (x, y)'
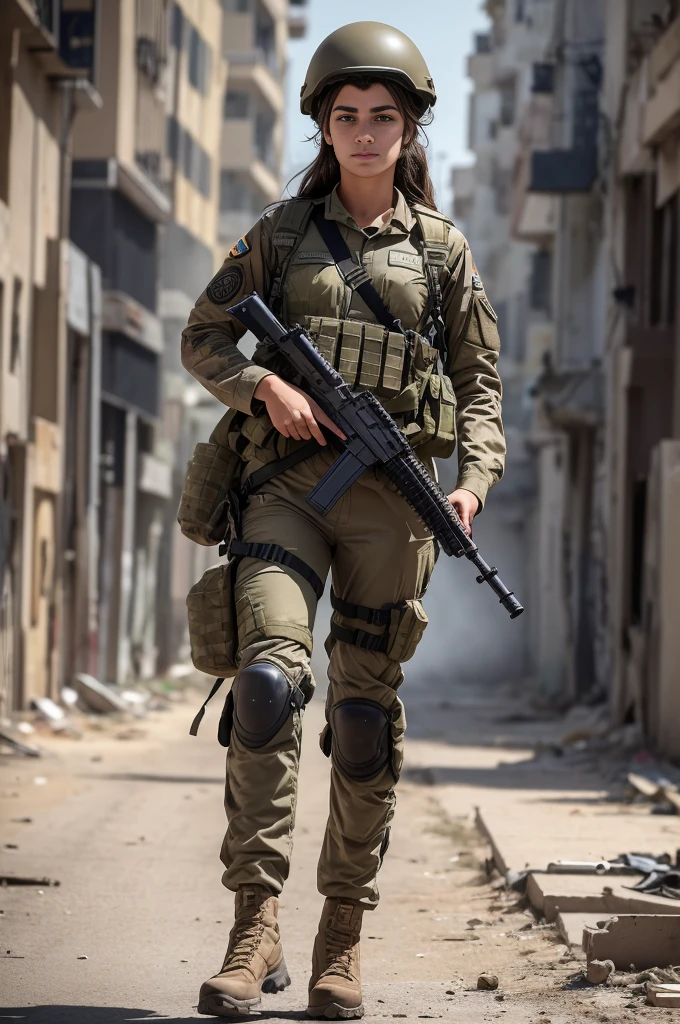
top-left (457, 0), bottom-right (680, 757)
top-left (0, 0), bottom-right (101, 716)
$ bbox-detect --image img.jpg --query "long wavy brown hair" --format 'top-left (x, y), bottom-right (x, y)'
top-left (294, 77), bottom-right (437, 210)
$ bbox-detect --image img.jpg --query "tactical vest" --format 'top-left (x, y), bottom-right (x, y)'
top-left (221, 197), bottom-right (458, 478)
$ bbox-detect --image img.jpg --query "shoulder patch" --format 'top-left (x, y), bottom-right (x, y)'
top-left (472, 273), bottom-right (484, 292)
top-left (229, 236), bottom-right (251, 259)
top-left (206, 263), bottom-right (245, 306)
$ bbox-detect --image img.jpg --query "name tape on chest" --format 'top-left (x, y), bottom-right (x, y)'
top-left (387, 250), bottom-right (422, 270)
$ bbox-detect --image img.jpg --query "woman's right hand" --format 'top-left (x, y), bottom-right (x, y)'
top-left (254, 375), bottom-right (346, 447)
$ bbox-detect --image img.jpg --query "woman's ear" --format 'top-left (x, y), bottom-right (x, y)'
top-left (322, 128), bottom-right (333, 147)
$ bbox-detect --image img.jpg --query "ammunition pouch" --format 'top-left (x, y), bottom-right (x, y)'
top-left (300, 317), bottom-right (457, 458)
top-left (177, 439), bottom-right (242, 546)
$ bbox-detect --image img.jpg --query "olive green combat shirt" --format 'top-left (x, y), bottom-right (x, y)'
top-left (181, 187), bottom-right (505, 508)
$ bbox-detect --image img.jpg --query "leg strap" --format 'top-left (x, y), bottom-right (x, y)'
top-left (230, 539), bottom-right (324, 600)
top-left (329, 588), bottom-right (400, 653)
top-left (330, 588), bottom-right (395, 626)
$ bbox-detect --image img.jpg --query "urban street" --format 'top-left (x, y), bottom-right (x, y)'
top-left (3, 667), bottom-right (679, 1022)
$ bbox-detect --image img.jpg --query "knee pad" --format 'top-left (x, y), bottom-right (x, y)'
top-left (329, 699), bottom-right (390, 780)
top-left (231, 661), bottom-right (299, 749)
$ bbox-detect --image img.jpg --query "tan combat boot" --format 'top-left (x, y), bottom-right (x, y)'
top-left (198, 884), bottom-right (290, 1017)
top-left (307, 897), bottom-right (365, 1020)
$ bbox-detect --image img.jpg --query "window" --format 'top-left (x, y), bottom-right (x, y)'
top-left (10, 277), bottom-right (21, 374)
top-left (197, 147), bottom-right (211, 198)
top-left (224, 90), bottom-right (249, 119)
top-left (220, 171), bottom-right (255, 213)
top-left (499, 80), bottom-right (516, 127)
top-left (222, 0), bottom-right (251, 11)
top-left (188, 25), bottom-right (210, 94)
top-left (529, 249), bottom-right (552, 314)
top-left (182, 129), bottom-right (195, 183)
top-left (650, 194), bottom-right (677, 329)
top-left (172, 4), bottom-right (184, 49)
top-left (166, 116), bottom-right (179, 161)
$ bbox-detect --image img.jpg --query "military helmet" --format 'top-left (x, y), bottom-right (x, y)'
top-left (300, 22), bottom-right (436, 118)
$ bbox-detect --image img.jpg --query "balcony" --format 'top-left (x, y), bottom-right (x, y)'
top-left (642, 17), bottom-right (680, 146)
top-left (220, 120), bottom-right (279, 200)
top-left (225, 50), bottom-right (284, 113)
top-left (2, 0), bottom-right (98, 79)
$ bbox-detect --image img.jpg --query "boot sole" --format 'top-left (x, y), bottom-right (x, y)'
top-left (197, 958), bottom-right (291, 1017)
top-left (306, 1002), bottom-right (365, 1020)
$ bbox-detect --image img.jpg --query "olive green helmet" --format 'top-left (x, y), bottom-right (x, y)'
top-left (300, 22), bottom-right (436, 118)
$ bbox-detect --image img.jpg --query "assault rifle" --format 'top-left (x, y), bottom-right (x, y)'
top-left (227, 293), bottom-right (523, 619)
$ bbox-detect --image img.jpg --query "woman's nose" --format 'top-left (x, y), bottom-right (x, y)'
top-left (355, 127), bottom-right (375, 144)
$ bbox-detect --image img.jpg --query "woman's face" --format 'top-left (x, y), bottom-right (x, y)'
top-left (323, 82), bottom-right (406, 181)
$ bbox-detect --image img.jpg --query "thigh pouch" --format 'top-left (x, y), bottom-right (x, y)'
top-left (188, 540), bottom-right (324, 740)
top-left (328, 589), bottom-right (428, 663)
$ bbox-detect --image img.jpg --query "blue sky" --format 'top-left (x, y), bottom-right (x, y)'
top-left (285, 1), bottom-right (491, 210)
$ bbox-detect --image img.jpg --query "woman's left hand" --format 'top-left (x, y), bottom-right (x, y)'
top-left (447, 488), bottom-right (480, 535)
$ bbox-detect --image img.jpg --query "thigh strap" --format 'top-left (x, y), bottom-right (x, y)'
top-left (230, 539), bottom-right (324, 601)
top-left (329, 588), bottom-right (400, 652)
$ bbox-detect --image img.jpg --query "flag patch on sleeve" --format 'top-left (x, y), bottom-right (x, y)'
top-left (229, 236), bottom-right (250, 258)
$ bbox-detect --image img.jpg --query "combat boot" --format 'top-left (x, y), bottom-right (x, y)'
top-left (307, 897), bottom-right (364, 1019)
top-left (197, 884), bottom-right (291, 1017)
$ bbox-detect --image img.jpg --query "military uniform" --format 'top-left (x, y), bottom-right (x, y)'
top-left (184, 20), bottom-right (506, 1021)
top-left (182, 185), bottom-right (505, 908)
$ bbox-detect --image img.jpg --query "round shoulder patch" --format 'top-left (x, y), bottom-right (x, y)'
top-left (206, 263), bottom-right (245, 306)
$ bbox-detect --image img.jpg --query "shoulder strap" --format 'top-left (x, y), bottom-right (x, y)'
top-left (412, 207), bottom-right (455, 360)
top-left (268, 199), bottom-right (317, 314)
top-left (311, 205), bottom-right (405, 336)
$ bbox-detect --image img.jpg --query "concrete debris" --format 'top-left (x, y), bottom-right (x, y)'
top-left (585, 959), bottom-right (615, 984)
top-left (646, 983), bottom-right (680, 1007)
top-left (0, 728), bottom-right (41, 758)
top-left (584, 915), bottom-right (680, 970)
top-left (30, 697), bottom-right (65, 724)
top-left (525, 870), bottom-right (680, 921)
top-left (16, 722), bottom-right (35, 735)
top-left (61, 687), bottom-right (79, 707)
top-left (73, 673), bottom-right (129, 714)
top-left (477, 973), bottom-right (499, 990)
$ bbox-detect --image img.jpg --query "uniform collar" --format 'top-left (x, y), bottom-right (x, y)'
top-left (324, 185), bottom-right (415, 235)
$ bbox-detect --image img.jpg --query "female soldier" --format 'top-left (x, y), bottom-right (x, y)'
top-left (182, 22), bottom-right (505, 1021)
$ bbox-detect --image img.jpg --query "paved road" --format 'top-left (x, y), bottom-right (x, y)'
top-left (1, 678), bottom-right (651, 1023)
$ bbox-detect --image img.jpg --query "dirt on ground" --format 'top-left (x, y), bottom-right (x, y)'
top-left (0, 678), bottom-right (664, 1022)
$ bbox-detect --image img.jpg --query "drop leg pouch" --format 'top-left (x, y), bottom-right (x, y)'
top-left (187, 559), bottom-right (239, 676)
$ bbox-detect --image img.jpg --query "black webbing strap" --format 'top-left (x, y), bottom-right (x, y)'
top-left (189, 676), bottom-right (226, 737)
top-left (230, 539), bottom-right (324, 600)
top-left (329, 620), bottom-right (390, 653)
top-left (330, 588), bottom-right (395, 626)
top-left (311, 205), bottom-right (405, 336)
top-left (240, 440), bottom-right (320, 499)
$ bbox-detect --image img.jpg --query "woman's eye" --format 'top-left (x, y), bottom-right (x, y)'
top-left (375, 115), bottom-right (394, 122)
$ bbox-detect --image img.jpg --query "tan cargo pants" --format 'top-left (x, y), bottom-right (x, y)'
top-left (221, 447), bottom-right (435, 908)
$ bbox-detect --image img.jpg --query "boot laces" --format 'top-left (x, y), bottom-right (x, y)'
top-left (323, 911), bottom-right (358, 980)
top-left (221, 912), bottom-right (265, 973)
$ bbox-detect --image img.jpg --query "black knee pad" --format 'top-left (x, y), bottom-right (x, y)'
top-left (231, 661), bottom-right (298, 749)
top-left (329, 699), bottom-right (391, 780)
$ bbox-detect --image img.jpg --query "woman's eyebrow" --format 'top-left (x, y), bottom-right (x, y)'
top-left (331, 105), bottom-right (399, 114)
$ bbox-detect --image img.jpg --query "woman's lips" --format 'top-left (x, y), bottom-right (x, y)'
top-left (352, 153), bottom-right (379, 160)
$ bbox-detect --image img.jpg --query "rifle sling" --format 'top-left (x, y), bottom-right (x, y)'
top-left (311, 205), bottom-right (404, 335)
